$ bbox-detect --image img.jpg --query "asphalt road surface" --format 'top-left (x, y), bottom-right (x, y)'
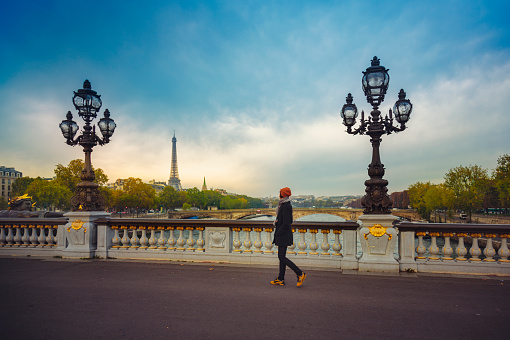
top-left (1, 257), bottom-right (509, 339)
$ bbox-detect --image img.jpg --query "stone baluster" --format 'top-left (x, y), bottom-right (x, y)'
top-left (264, 228), bottom-right (274, 254)
top-left (37, 225), bottom-right (46, 247)
top-left (498, 234), bottom-right (510, 262)
top-left (111, 226), bottom-right (121, 248)
top-left (441, 233), bottom-right (454, 260)
top-left (469, 233), bottom-right (482, 261)
top-left (0, 226), bottom-right (6, 246)
top-left (320, 229), bottom-right (330, 256)
top-left (166, 227), bottom-right (176, 250)
top-left (30, 225), bottom-right (38, 247)
top-left (139, 227), bottom-right (149, 249)
top-left (482, 233), bottom-right (496, 262)
top-left (232, 228), bottom-right (242, 252)
top-left (455, 233), bottom-right (468, 261)
top-left (176, 227), bottom-right (186, 251)
top-left (130, 226), bottom-right (140, 249)
top-left (243, 228), bottom-right (253, 253)
top-left (157, 227), bottom-right (167, 250)
top-left (14, 225), bottom-right (23, 246)
top-left (332, 229), bottom-right (342, 256)
top-left (309, 229), bottom-right (319, 256)
top-left (53, 225), bottom-right (59, 246)
top-left (428, 232), bottom-right (440, 260)
top-left (148, 227), bottom-right (157, 249)
top-left (186, 227), bottom-right (196, 251)
top-left (196, 227), bottom-right (205, 252)
top-left (297, 229), bottom-right (308, 255)
top-left (121, 226), bottom-right (130, 248)
top-left (287, 229), bottom-right (296, 255)
top-left (46, 226), bottom-right (56, 247)
top-left (253, 228), bottom-right (263, 253)
top-left (21, 225), bottom-right (30, 246)
top-left (6, 225), bottom-right (14, 246)
top-left (415, 232), bottom-right (427, 259)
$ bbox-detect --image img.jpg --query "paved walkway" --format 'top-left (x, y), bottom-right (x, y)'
top-left (1, 257), bottom-right (509, 339)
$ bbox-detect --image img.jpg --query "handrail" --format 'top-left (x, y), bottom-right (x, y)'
top-left (0, 218), bottom-right (68, 225)
top-left (95, 218), bottom-right (360, 230)
top-left (397, 222), bottom-right (510, 234)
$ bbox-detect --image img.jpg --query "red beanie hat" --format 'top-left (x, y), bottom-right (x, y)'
top-left (280, 187), bottom-right (291, 197)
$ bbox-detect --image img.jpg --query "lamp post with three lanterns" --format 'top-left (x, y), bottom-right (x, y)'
top-left (59, 80), bottom-right (116, 211)
top-left (340, 56), bottom-right (412, 214)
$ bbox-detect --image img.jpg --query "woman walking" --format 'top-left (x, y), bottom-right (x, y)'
top-left (270, 187), bottom-right (306, 287)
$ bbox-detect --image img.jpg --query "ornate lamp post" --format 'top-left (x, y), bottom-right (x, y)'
top-left (59, 80), bottom-right (116, 211)
top-left (341, 57), bottom-right (412, 214)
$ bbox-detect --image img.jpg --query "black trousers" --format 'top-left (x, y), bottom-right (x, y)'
top-left (278, 245), bottom-right (302, 280)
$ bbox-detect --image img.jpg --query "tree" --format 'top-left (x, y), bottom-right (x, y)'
top-left (0, 197), bottom-right (8, 210)
top-left (444, 165), bottom-right (488, 221)
top-left (245, 196), bottom-right (265, 209)
top-left (493, 154), bottom-right (510, 212)
top-left (159, 186), bottom-right (186, 210)
top-left (220, 195), bottom-right (248, 209)
top-left (11, 177), bottom-right (35, 197)
top-left (408, 182), bottom-right (433, 220)
top-left (111, 189), bottom-right (132, 212)
top-left (220, 196), bottom-right (234, 210)
top-left (54, 159), bottom-right (108, 193)
top-left (203, 190), bottom-right (223, 209)
top-left (480, 179), bottom-right (499, 212)
top-left (186, 187), bottom-right (207, 209)
top-left (423, 184), bottom-right (452, 222)
top-left (99, 186), bottom-right (115, 210)
top-left (26, 178), bottom-right (72, 211)
top-left (122, 177), bottom-right (156, 210)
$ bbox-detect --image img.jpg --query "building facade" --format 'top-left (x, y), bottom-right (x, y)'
top-left (0, 166), bottom-right (22, 200)
top-left (149, 180), bottom-right (167, 193)
top-left (107, 179), bottom-right (126, 191)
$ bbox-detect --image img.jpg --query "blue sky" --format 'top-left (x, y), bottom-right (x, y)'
top-left (1, 0), bottom-right (509, 198)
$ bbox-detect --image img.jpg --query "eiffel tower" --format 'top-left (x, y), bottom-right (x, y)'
top-left (168, 132), bottom-right (183, 191)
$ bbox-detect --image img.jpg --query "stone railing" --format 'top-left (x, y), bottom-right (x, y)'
top-left (398, 222), bottom-right (510, 275)
top-left (94, 218), bottom-right (360, 269)
top-left (1, 216), bottom-right (510, 275)
top-left (0, 218), bottom-right (68, 256)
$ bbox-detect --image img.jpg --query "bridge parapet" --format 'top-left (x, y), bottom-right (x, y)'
top-left (1, 217), bottom-right (509, 276)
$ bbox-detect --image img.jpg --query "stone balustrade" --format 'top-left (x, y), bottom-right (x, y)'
top-left (398, 222), bottom-right (510, 275)
top-left (93, 219), bottom-right (360, 269)
top-left (0, 218), bottom-right (67, 256)
top-left (1, 216), bottom-right (510, 275)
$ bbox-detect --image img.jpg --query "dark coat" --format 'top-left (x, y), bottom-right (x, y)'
top-left (273, 201), bottom-right (294, 247)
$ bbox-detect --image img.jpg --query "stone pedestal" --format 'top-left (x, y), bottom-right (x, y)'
top-left (399, 231), bottom-right (417, 272)
top-left (62, 211), bottom-right (110, 258)
top-left (341, 229), bottom-right (359, 270)
top-left (358, 214), bottom-right (399, 272)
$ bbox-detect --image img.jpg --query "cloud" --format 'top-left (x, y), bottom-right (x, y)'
top-left (0, 93), bottom-right (76, 178)
top-left (8, 54), bottom-right (506, 199)
top-left (382, 55), bottom-right (510, 190)
top-left (1, 1), bottom-right (509, 199)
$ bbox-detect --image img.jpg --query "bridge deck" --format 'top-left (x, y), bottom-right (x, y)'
top-left (1, 257), bottom-right (508, 339)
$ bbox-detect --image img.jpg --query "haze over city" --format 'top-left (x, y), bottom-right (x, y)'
top-left (1, 1), bottom-right (509, 198)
